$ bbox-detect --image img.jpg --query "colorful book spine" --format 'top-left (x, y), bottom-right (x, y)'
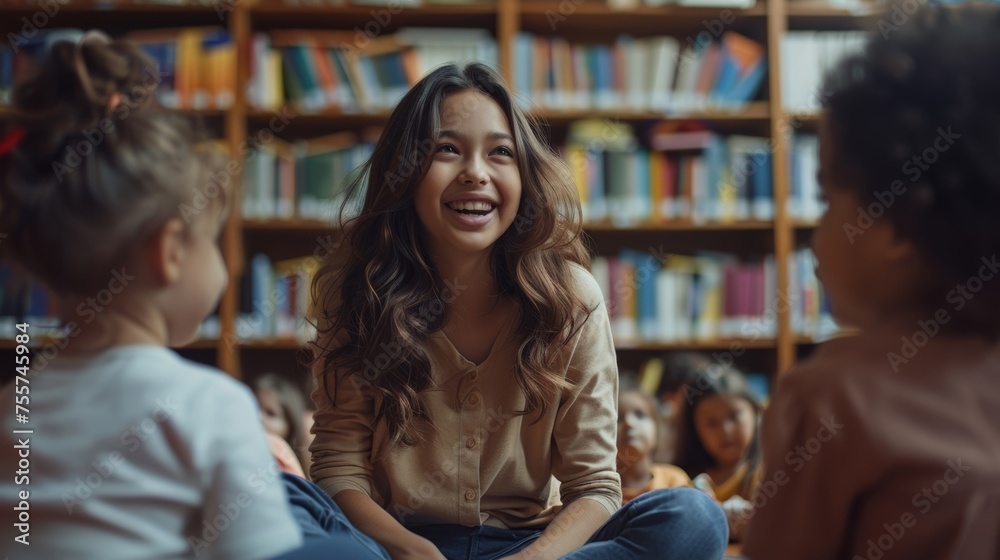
top-left (592, 252), bottom-right (778, 344)
top-left (512, 32), bottom-right (764, 113)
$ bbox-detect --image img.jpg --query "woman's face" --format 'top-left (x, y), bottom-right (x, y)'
top-left (414, 89), bottom-right (522, 261)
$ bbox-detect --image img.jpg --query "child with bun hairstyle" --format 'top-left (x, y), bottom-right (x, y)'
top-left (744, 7), bottom-right (1000, 559)
top-left (304, 63), bottom-right (728, 559)
top-left (0, 31), bottom-right (376, 560)
top-left (673, 367), bottom-right (762, 542)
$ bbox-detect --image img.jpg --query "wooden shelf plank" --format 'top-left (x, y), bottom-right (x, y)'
top-left (242, 219), bottom-right (777, 233)
top-left (535, 102), bottom-right (770, 123)
top-left (240, 339), bottom-right (307, 349)
top-left (0, 338), bottom-right (218, 350)
top-left (243, 219), bottom-right (335, 231)
top-left (237, 338), bottom-right (776, 351)
top-left (249, 1), bottom-right (497, 14)
top-left (249, 102), bottom-right (770, 125)
top-left (0, 0), bottom-right (225, 12)
top-left (787, 111), bottom-right (822, 123)
top-left (615, 338), bottom-right (776, 351)
top-left (584, 220), bottom-right (774, 232)
top-left (518, 2), bottom-right (765, 17)
top-left (785, 1), bottom-right (880, 17)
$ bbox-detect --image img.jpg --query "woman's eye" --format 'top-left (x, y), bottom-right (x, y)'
top-left (493, 146), bottom-right (514, 157)
top-left (437, 144), bottom-right (458, 154)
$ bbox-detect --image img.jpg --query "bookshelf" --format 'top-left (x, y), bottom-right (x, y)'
top-left (0, 0), bottom-right (875, 383)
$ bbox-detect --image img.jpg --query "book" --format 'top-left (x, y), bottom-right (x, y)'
top-left (128, 27), bottom-right (236, 110)
top-left (511, 33), bottom-right (762, 114)
top-left (251, 28), bottom-right (497, 112)
top-left (781, 31), bottom-right (867, 113)
top-left (593, 251), bottom-right (777, 344)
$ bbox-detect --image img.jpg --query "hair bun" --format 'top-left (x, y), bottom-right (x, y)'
top-left (12, 31), bottom-right (160, 163)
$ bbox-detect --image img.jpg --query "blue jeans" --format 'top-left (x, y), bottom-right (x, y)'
top-left (271, 473), bottom-right (391, 560)
top-left (275, 474), bottom-right (728, 560)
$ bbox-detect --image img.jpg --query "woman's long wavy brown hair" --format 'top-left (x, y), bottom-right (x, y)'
top-left (310, 63), bottom-right (593, 449)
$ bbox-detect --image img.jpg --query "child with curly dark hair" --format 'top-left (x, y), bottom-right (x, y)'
top-left (744, 6), bottom-right (1000, 560)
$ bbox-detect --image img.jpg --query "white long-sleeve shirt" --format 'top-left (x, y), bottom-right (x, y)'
top-left (0, 344), bottom-right (302, 559)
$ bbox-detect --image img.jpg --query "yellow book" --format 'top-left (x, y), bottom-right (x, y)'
top-left (565, 145), bottom-right (588, 215)
top-left (266, 50), bottom-right (284, 109)
top-left (176, 29), bottom-right (202, 109)
top-left (639, 357), bottom-right (664, 397)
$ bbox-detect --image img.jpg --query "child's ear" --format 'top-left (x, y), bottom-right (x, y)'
top-left (884, 226), bottom-right (921, 262)
top-left (148, 218), bottom-right (187, 286)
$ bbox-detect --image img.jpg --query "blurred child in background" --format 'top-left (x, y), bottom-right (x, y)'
top-left (254, 373), bottom-right (311, 478)
top-left (674, 368), bottom-right (762, 541)
top-left (617, 375), bottom-right (691, 504)
top-left (646, 352), bottom-right (718, 464)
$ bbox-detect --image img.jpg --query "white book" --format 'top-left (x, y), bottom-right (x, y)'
top-left (656, 270), bottom-right (676, 341)
top-left (572, 45), bottom-right (590, 109)
top-left (675, 273), bottom-right (693, 341)
top-left (258, 149), bottom-right (277, 218)
top-left (592, 257), bottom-right (611, 310)
top-left (672, 44), bottom-right (702, 113)
top-left (648, 36), bottom-right (680, 113)
top-left (618, 36), bottom-right (645, 110)
top-left (241, 149), bottom-right (258, 219)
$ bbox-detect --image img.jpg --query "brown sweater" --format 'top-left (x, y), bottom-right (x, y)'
top-left (743, 330), bottom-right (1000, 560)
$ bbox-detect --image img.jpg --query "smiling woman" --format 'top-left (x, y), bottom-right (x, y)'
top-left (303, 62), bottom-right (729, 560)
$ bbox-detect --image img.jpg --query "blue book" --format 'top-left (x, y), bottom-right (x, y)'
top-left (621, 249), bottom-right (660, 341)
top-left (750, 151), bottom-right (773, 220)
top-left (727, 56), bottom-right (766, 103)
top-left (712, 49), bottom-right (741, 102)
top-left (356, 56), bottom-right (382, 109)
top-left (329, 49), bottom-right (358, 111)
top-left (251, 254), bottom-right (274, 339)
top-left (633, 150), bottom-right (650, 223)
top-left (290, 45), bottom-right (324, 111)
top-left (514, 33), bottom-right (533, 103)
top-left (744, 372), bottom-right (771, 402)
top-left (704, 137), bottom-right (726, 221)
top-left (594, 45), bottom-right (613, 108)
top-left (0, 46), bottom-right (13, 104)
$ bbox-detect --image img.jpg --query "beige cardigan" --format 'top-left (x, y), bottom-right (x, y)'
top-left (309, 264), bottom-right (622, 529)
